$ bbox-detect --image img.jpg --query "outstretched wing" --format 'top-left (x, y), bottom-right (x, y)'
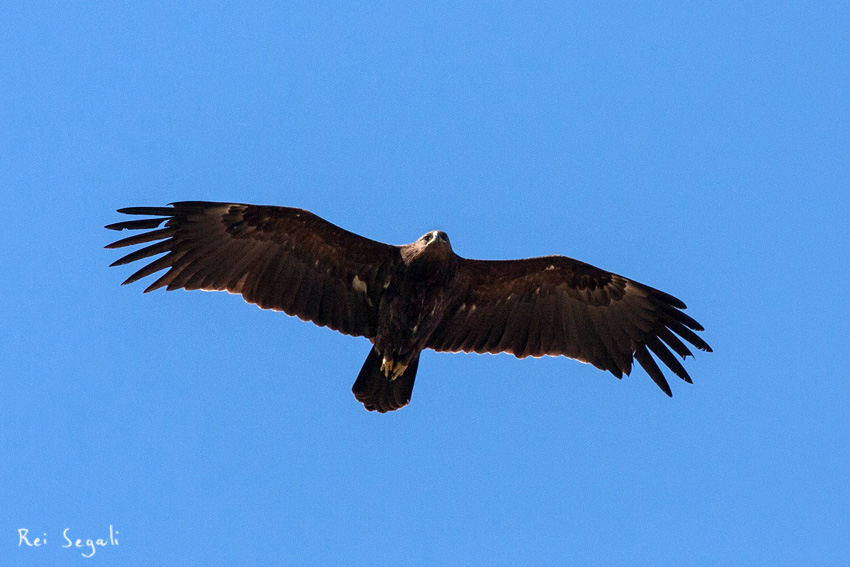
top-left (427, 256), bottom-right (711, 395)
top-left (106, 201), bottom-right (399, 339)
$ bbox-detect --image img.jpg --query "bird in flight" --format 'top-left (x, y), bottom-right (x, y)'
top-left (106, 201), bottom-right (711, 412)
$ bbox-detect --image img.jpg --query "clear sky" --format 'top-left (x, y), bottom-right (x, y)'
top-left (2, 2), bottom-right (848, 565)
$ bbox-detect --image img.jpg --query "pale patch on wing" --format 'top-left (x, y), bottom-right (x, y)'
top-left (623, 279), bottom-right (648, 297)
top-left (545, 264), bottom-right (556, 271)
top-left (353, 274), bottom-right (373, 306)
top-left (352, 275), bottom-right (368, 294)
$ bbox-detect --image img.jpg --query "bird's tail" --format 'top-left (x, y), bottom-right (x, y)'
top-left (352, 347), bottom-right (420, 413)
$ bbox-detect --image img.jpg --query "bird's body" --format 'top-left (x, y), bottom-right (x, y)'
top-left (378, 231), bottom-right (458, 372)
top-left (106, 201), bottom-right (711, 412)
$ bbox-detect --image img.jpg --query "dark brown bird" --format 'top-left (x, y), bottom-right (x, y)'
top-left (106, 201), bottom-right (711, 412)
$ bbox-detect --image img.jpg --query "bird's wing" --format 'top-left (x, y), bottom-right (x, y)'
top-left (106, 201), bottom-right (399, 339)
top-left (427, 256), bottom-right (711, 395)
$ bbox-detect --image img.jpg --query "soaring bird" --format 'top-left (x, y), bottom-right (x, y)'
top-left (106, 201), bottom-right (711, 412)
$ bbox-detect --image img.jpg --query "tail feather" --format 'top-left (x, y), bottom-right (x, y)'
top-left (352, 348), bottom-right (420, 413)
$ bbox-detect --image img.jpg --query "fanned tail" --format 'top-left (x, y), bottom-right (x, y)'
top-left (352, 347), bottom-right (420, 413)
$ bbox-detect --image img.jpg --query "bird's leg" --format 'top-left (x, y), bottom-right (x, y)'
top-left (391, 362), bottom-right (408, 381)
top-left (380, 357), bottom-right (408, 380)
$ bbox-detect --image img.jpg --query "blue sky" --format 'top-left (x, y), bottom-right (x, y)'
top-left (2, 1), bottom-right (848, 565)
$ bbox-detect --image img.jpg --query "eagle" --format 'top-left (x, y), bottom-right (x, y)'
top-left (106, 201), bottom-right (711, 412)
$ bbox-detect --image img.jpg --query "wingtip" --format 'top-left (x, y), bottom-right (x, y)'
top-left (634, 344), bottom-right (673, 397)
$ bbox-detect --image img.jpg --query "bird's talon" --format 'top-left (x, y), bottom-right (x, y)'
top-left (391, 363), bottom-right (407, 381)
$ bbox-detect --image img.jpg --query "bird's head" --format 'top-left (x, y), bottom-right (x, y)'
top-left (419, 230), bottom-right (450, 248)
top-left (402, 230), bottom-right (453, 264)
